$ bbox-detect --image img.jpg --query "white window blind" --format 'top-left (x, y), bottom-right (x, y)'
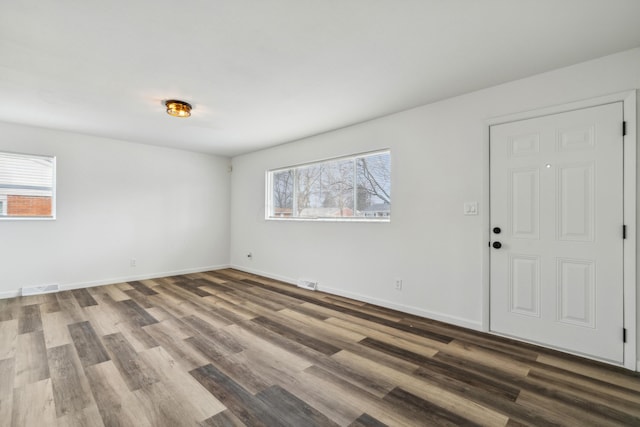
top-left (0, 151), bottom-right (56, 219)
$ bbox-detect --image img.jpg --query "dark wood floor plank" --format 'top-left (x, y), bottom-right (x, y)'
top-left (186, 338), bottom-right (271, 394)
top-left (209, 292), bottom-right (270, 320)
top-left (101, 332), bottom-right (158, 391)
top-left (239, 276), bottom-right (454, 344)
top-left (127, 281), bottom-right (158, 296)
top-left (47, 344), bottom-right (94, 417)
top-left (240, 283), bottom-right (306, 308)
top-left (400, 315), bottom-right (541, 362)
top-left (527, 367), bottom-right (640, 415)
top-left (358, 336), bottom-right (433, 366)
top-left (55, 292), bottom-right (87, 324)
top-left (299, 364), bottom-right (428, 426)
top-left (39, 293), bottom-right (61, 314)
top-left (286, 302), bottom-right (331, 320)
top-left (116, 321), bottom-right (159, 352)
top-left (0, 298), bottom-right (18, 322)
top-left (18, 304), bottom-right (43, 334)
top-left (413, 354), bottom-right (521, 401)
top-left (143, 323), bottom-right (209, 370)
top-left (516, 389), bottom-right (623, 427)
top-left (231, 288), bottom-right (289, 312)
top-left (173, 280), bottom-right (213, 297)
top-left (536, 352), bottom-right (640, 392)
top-left (413, 365), bottom-right (562, 426)
top-left (68, 321), bottom-right (110, 368)
top-left (116, 299), bottom-right (158, 327)
top-left (182, 315), bottom-right (244, 353)
top-left (430, 352), bottom-right (640, 426)
top-left (84, 360), bottom-right (152, 427)
top-left (383, 386), bottom-right (480, 426)
top-left (348, 413), bottom-right (389, 427)
top-left (123, 288), bottom-right (155, 308)
top-left (155, 284), bottom-right (245, 325)
top-left (199, 410), bottom-right (247, 427)
top-left (276, 308), bottom-right (367, 349)
top-left (71, 288), bottom-right (98, 308)
top-left (255, 385), bottom-right (339, 427)
top-left (252, 316), bottom-right (341, 356)
top-left (190, 363), bottom-right (286, 427)
top-left (198, 282), bottom-right (236, 296)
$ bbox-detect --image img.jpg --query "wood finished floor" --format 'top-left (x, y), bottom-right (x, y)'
top-left (0, 269), bottom-right (639, 426)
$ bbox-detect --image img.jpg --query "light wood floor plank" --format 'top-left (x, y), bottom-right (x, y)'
top-left (14, 330), bottom-right (50, 387)
top-left (139, 346), bottom-right (227, 420)
top-left (11, 378), bottom-right (56, 427)
top-left (55, 404), bottom-right (105, 427)
top-left (0, 319), bottom-right (18, 360)
top-left (42, 312), bottom-right (73, 349)
top-left (84, 361), bottom-right (152, 427)
top-left (0, 358), bottom-right (15, 399)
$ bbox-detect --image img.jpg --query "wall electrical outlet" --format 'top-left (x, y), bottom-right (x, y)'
top-left (395, 279), bottom-right (402, 290)
top-left (130, 258), bottom-right (137, 267)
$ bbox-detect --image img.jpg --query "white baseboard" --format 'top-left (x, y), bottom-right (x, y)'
top-left (232, 265), bottom-right (298, 286)
top-left (319, 285), bottom-right (482, 331)
top-left (231, 264), bottom-right (482, 332)
top-left (0, 264), bottom-right (230, 299)
top-left (0, 290), bottom-right (20, 299)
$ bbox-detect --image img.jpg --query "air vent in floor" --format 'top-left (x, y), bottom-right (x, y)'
top-left (22, 284), bottom-right (60, 296)
top-left (297, 279), bottom-right (318, 291)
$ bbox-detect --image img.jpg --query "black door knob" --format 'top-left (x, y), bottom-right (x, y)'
top-left (493, 227), bottom-right (501, 234)
top-left (492, 241), bottom-right (502, 249)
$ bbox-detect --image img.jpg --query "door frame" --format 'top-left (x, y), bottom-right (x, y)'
top-left (482, 90), bottom-right (637, 370)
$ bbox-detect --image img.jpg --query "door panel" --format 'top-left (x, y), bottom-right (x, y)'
top-left (557, 258), bottom-right (594, 327)
top-left (558, 163), bottom-right (594, 241)
top-left (509, 254), bottom-right (540, 317)
top-left (510, 168), bottom-right (539, 239)
top-left (490, 102), bottom-right (624, 364)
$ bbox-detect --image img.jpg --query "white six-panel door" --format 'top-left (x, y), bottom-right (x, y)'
top-left (490, 102), bottom-right (624, 364)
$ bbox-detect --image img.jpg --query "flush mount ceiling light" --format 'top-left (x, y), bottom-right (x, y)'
top-left (165, 99), bottom-right (192, 118)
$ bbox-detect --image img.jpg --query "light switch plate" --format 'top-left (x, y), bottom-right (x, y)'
top-left (464, 202), bottom-right (478, 215)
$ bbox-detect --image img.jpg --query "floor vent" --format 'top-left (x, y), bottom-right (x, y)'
top-left (297, 279), bottom-right (318, 291)
top-left (22, 284), bottom-right (60, 296)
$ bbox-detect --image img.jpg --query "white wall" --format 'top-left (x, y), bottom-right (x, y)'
top-left (229, 48), bottom-right (640, 353)
top-left (0, 122), bottom-right (230, 297)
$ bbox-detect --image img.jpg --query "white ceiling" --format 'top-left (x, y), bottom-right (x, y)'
top-left (1, 1), bottom-right (640, 157)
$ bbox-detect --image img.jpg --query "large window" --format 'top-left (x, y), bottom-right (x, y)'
top-left (267, 150), bottom-right (390, 221)
top-left (0, 151), bottom-right (56, 219)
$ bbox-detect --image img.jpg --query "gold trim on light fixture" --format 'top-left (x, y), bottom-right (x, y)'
top-left (165, 99), bottom-right (192, 118)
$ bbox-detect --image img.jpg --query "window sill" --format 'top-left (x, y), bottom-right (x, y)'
top-left (265, 217), bottom-right (390, 223)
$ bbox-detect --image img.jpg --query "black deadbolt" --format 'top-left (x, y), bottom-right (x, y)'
top-left (492, 241), bottom-right (502, 249)
top-left (493, 227), bottom-right (501, 234)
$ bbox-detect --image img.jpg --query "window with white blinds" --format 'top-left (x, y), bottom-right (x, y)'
top-left (0, 151), bottom-right (56, 219)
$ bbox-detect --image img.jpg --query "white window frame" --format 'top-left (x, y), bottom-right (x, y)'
top-left (0, 151), bottom-right (57, 221)
top-left (265, 149), bottom-right (391, 222)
